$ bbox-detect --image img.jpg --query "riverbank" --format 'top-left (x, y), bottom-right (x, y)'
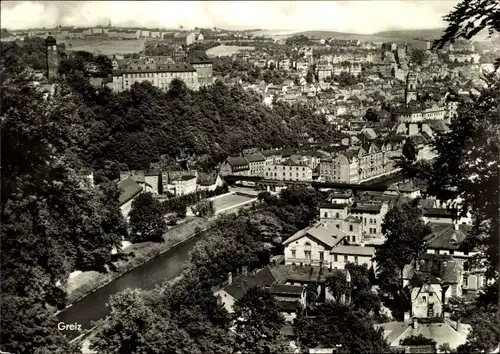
top-left (65, 192), bottom-right (257, 307)
top-left (65, 216), bottom-right (211, 305)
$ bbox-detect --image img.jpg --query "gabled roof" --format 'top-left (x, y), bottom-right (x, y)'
top-left (269, 284), bottom-right (304, 296)
top-left (424, 224), bottom-right (470, 250)
top-left (330, 245), bottom-right (375, 256)
top-left (283, 222), bottom-right (346, 249)
top-left (226, 156), bottom-right (249, 167)
top-left (221, 267), bottom-right (276, 300)
top-left (319, 203), bottom-right (349, 210)
top-left (118, 179), bottom-right (143, 206)
top-left (350, 204), bottom-right (382, 213)
top-left (270, 264), bottom-right (349, 284)
top-left (245, 152), bottom-right (266, 163)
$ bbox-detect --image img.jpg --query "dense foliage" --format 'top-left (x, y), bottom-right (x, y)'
top-left (128, 192), bottom-right (167, 243)
top-left (0, 76), bottom-right (127, 352)
top-left (294, 302), bottom-right (389, 354)
top-left (375, 201), bottom-right (430, 319)
top-left (232, 287), bottom-right (288, 354)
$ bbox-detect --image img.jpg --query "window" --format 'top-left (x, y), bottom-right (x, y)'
top-left (464, 275), bottom-right (468, 287)
top-left (336, 224), bottom-right (340, 229)
top-left (336, 213), bottom-right (340, 219)
top-left (352, 236), bottom-right (356, 243)
top-left (334, 254), bottom-right (338, 262)
top-left (349, 225), bottom-right (353, 232)
top-left (344, 255), bottom-right (348, 263)
top-left (422, 296), bottom-right (427, 302)
top-left (291, 250), bottom-right (296, 258)
top-left (324, 212), bottom-right (328, 218)
top-left (304, 251), bottom-right (311, 259)
top-left (319, 252), bottom-right (324, 261)
top-left (355, 256), bottom-right (358, 264)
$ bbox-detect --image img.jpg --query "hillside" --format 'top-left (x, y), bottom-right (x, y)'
top-left (372, 28), bottom-right (445, 41)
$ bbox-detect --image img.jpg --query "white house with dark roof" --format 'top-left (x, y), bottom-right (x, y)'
top-left (283, 222), bottom-right (349, 267)
top-left (244, 151), bottom-right (266, 177)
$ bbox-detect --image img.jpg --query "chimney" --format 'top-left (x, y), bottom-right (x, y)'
top-left (412, 317), bottom-right (419, 329)
top-left (227, 272), bottom-right (232, 285)
top-left (242, 265), bottom-right (248, 276)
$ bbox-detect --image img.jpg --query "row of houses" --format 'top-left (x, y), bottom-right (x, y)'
top-left (219, 135), bottom-right (404, 185)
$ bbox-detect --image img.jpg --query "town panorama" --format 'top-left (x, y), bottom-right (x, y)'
top-left (1, 1), bottom-right (499, 353)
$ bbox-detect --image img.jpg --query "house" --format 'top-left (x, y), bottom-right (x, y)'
top-left (169, 175), bottom-right (197, 196)
top-left (214, 266), bottom-right (277, 313)
top-left (283, 222), bottom-right (349, 267)
top-left (270, 264), bottom-right (351, 303)
top-left (144, 169), bottom-right (161, 195)
top-left (318, 203), bottom-right (362, 244)
top-left (377, 264), bottom-right (471, 352)
top-left (349, 202), bottom-right (389, 242)
top-left (269, 284), bottom-right (307, 322)
top-left (422, 207), bottom-right (472, 225)
top-left (330, 245), bottom-right (376, 270)
top-left (261, 149), bottom-right (283, 166)
top-left (423, 224), bottom-right (486, 292)
top-left (219, 156), bottom-right (250, 176)
top-left (174, 32), bottom-right (196, 46)
top-left (244, 152), bottom-right (266, 177)
top-left (375, 317), bottom-right (470, 353)
top-left (265, 159), bottom-right (313, 182)
top-left (197, 172), bottom-right (224, 192)
top-left (118, 178), bottom-right (143, 219)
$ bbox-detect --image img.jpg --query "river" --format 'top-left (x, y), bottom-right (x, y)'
top-left (57, 232), bottom-right (205, 340)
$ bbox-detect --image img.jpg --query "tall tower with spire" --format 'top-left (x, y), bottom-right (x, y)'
top-left (108, 18), bottom-right (112, 28)
top-left (405, 71), bottom-right (418, 104)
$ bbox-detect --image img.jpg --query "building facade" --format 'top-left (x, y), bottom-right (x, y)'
top-left (107, 63), bottom-right (199, 92)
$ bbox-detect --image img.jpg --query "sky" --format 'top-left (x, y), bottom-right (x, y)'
top-left (1, 1), bottom-right (459, 34)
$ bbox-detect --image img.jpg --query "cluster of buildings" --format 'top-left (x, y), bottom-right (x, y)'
top-left (116, 167), bottom-right (224, 219)
top-left (213, 178), bottom-right (486, 352)
top-left (14, 24), bottom-right (205, 44)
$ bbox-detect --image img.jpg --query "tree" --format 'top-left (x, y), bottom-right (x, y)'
top-left (401, 334), bottom-right (437, 346)
top-left (294, 302), bottom-right (390, 354)
top-left (191, 199), bottom-right (215, 218)
top-left (433, 0), bottom-right (500, 51)
top-left (232, 287), bottom-right (288, 354)
top-left (401, 139), bottom-right (418, 164)
top-left (375, 202), bottom-right (430, 296)
top-left (0, 296), bottom-right (81, 354)
top-left (95, 54), bottom-right (113, 77)
top-left (128, 192), bottom-right (167, 243)
top-left (90, 289), bottom-right (201, 354)
top-left (325, 269), bottom-right (350, 304)
top-left (410, 49), bottom-right (426, 66)
top-left (1, 75), bottom-right (123, 352)
top-left (456, 309), bottom-right (500, 353)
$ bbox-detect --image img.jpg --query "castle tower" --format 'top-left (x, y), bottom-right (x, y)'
top-left (45, 34), bottom-right (59, 80)
top-left (405, 71), bottom-right (418, 104)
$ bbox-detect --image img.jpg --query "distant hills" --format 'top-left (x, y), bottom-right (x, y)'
top-left (284, 27), bottom-right (494, 43)
top-left (283, 28), bottom-right (446, 44)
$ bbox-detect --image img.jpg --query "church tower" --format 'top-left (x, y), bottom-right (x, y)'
top-left (405, 71), bottom-right (418, 104)
top-left (45, 34), bottom-right (59, 80)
